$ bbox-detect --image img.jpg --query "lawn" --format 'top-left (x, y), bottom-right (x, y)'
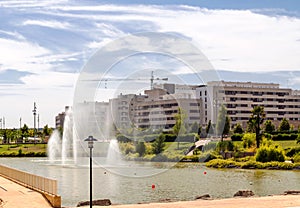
top-left (275, 140), bottom-right (300, 149)
top-left (0, 143), bottom-right (47, 155)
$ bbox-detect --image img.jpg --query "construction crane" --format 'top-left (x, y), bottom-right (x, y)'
top-left (89, 71), bottom-right (168, 89)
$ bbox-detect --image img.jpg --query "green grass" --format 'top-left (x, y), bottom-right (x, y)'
top-left (233, 140), bottom-right (299, 150)
top-left (275, 140), bottom-right (299, 149)
top-left (0, 144), bottom-right (47, 156)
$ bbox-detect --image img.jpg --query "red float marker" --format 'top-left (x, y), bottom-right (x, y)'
top-left (152, 184), bottom-right (156, 189)
top-left (204, 171), bottom-right (207, 175)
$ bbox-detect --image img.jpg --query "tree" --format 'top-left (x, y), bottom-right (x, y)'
top-left (190, 122), bottom-right (199, 134)
top-left (248, 106), bottom-right (265, 148)
top-left (173, 108), bottom-right (187, 136)
top-left (216, 105), bottom-right (230, 141)
top-left (233, 123), bottom-right (244, 134)
top-left (206, 120), bottom-right (214, 135)
top-left (43, 124), bottom-right (52, 137)
top-left (21, 124), bottom-right (29, 139)
top-left (152, 134), bottom-right (165, 154)
top-left (264, 120), bottom-right (275, 134)
top-left (135, 140), bottom-right (146, 157)
top-left (173, 108), bottom-right (187, 149)
top-left (278, 118), bottom-right (290, 132)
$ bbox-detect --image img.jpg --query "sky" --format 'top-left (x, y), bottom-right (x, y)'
top-left (0, 0), bottom-right (300, 128)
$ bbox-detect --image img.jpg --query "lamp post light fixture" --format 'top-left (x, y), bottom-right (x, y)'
top-left (84, 135), bottom-right (97, 208)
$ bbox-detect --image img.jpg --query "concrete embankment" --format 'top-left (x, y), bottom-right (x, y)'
top-left (0, 176), bottom-right (52, 208)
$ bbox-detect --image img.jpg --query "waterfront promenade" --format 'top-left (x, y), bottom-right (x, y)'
top-left (1, 175), bottom-right (300, 208)
top-left (0, 176), bottom-right (51, 208)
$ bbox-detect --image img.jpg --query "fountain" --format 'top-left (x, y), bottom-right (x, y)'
top-left (47, 129), bottom-right (61, 164)
top-left (61, 109), bottom-right (74, 165)
top-left (106, 139), bottom-right (123, 165)
top-left (48, 104), bottom-right (122, 166)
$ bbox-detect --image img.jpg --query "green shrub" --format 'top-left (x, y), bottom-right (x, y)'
top-left (285, 147), bottom-right (300, 157)
top-left (242, 133), bottom-right (256, 148)
top-left (205, 159), bottom-right (238, 168)
top-left (216, 141), bottom-right (234, 152)
top-left (152, 134), bottom-right (165, 154)
top-left (231, 134), bottom-right (243, 141)
top-left (272, 134), bottom-right (298, 141)
top-left (293, 153), bottom-right (300, 163)
top-left (256, 145), bottom-right (285, 162)
top-left (119, 143), bottom-right (134, 154)
top-left (135, 140), bottom-right (146, 157)
top-left (181, 155), bottom-right (200, 162)
top-left (164, 134), bottom-right (176, 142)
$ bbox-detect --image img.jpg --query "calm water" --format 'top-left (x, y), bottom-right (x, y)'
top-left (0, 158), bottom-right (300, 207)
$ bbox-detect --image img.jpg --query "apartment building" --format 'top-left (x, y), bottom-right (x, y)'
top-left (197, 81), bottom-right (300, 128)
top-left (132, 88), bottom-right (202, 130)
top-left (55, 106), bottom-right (70, 129)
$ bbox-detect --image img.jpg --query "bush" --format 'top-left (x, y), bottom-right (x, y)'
top-left (205, 159), bottom-right (238, 168)
top-left (135, 140), bottom-right (146, 157)
top-left (216, 141), bottom-right (234, 152)
top-left (181, 155), bottom-right (200, 162)
top-left (286, 147), bottom-right (300, 157)
top-left (256, 145), bottom-right (285, 162)
top-left (242, 133), bottom-right (256, 148)
top-left (231, 134), bottom-right (243, 141)
top-left (272, 134), bottom-right (298, 141)
top-left (152, 134), bottom-right (165, 154)
top-left (119, 143), bottom-right (134, 154)
top-left (293, 153), bottom-right (300, 163)
top-left (164, 134), bottom-right (177, 142)
top-left (116, 135), bottom-right (132, 143)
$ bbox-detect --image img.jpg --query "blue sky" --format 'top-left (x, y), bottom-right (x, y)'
top-left (0, 0), bottom-right (300, 128)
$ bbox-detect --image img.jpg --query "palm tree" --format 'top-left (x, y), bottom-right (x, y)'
top-left (248, 106), bottom-right (265, 148)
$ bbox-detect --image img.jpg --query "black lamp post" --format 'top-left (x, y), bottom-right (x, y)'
top-left (84, 135), bottom-right (97, 208)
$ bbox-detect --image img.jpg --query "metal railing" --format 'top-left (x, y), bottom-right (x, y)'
top-left (0, 164), bottom-right (57, 195)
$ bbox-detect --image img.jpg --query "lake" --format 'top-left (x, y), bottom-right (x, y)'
top-left (0, 158), bottom-right (299, 207)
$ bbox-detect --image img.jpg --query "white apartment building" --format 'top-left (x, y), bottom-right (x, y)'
top-left (196, 81), bottom-right (300, 128)
top-left (132, 88), bottom-right (202, 130)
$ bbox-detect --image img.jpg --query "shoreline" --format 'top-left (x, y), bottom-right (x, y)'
top-left (1, 173), bottom-right (300, 208)
top-left (86, 194), bottom-right (300, 208)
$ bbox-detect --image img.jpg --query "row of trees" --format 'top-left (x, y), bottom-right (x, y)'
top-left (0, 124), bottom-right (52, 143)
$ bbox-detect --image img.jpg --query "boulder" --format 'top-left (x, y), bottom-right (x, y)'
top-left (233, 190), bottom-right (254, 197)
top-left (284, 190), bottom-right (300, 195)
top-left (77, 199), bottom-right (111, 207)
top-left (195, 194), bottom-right (211, 200)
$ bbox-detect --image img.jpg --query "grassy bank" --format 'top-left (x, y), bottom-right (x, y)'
top-left (0, 144), bottom-right (47, 157)
top-left (206, 158), bottom-right (300, 170)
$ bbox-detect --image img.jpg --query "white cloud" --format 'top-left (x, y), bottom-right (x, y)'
top-left (1, 1), bottom-right (300, 127)
top-left (23, 20), bottom-right (72, 29)
top-left (0, 37), bottom-right (51, 72)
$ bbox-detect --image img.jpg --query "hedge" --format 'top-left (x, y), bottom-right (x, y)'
top-left (272, 133), bottom-right (298, 141)
top-left (231, 134), bottom-right (244, 141)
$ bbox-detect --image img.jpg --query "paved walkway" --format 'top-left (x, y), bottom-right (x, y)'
top-left (0, 176), bottom-right (52, 208)
top-left (87, 195), bottom-right (300, 208)
top-left (1, 174), bottom-right (300, 208)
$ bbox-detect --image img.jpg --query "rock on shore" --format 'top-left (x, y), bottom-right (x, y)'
top-left (233, 190), bottom-right (255, 197)
top-left (77, 199), bottom-right (111, 207)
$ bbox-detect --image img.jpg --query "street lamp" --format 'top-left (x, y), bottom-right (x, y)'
top-left (84, 135), bottom-right (97, 208)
